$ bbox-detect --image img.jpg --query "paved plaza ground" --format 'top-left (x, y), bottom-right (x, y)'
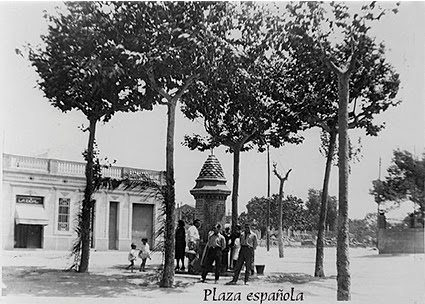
top-left (1, 246), bottom-right (424, 304)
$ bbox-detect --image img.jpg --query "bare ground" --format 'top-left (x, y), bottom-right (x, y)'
top-left (1, 247), bottom-right (424, 304)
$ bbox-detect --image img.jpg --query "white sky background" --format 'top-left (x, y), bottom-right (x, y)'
top-left (1, 2), bottom-right (424, 220)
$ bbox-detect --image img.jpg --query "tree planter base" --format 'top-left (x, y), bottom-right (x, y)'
top-left (255, 265), bottom-right (265, 275)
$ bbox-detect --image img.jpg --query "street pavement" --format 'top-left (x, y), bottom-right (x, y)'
top-left (1, 246), bottom-right (424, 304)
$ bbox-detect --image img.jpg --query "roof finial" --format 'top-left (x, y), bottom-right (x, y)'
top-left (210, 147), bottom-right (214, 156)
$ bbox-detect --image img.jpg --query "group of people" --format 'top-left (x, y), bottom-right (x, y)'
top-left (126, 237), bottom-right (151, 272)
top-left (126, 219), bottom-right (258, 285)
top-left (175, 219), bottom-right (201, 273)
top-left (203, 222), bottom-right (258, 285)
top-left (175, 219), bottom-right (258, 285)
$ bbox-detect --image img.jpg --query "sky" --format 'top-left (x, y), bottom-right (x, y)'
top-left (1, 1), bottom-right (424, 220)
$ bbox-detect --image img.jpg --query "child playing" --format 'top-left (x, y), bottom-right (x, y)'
top-left (126, 243), bottom-right (138, 272)
top-left (138, 238), bottom-right (151, 272)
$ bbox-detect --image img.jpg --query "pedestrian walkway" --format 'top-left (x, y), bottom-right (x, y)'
top-left (1, 247), bottom-right (424, 304)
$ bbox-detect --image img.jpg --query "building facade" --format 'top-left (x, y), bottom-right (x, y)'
top-left (2, 154), bottom-right (165, 251)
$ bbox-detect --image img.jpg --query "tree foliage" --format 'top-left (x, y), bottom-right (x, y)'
top-left (349, 213), bottom-right (377, 246)
top-left (280, 2), bottom-right (400, 136)
top-left (371, 149), bottom-right (425, 222)
top-left (182, 2), bottom-right (303, 151)
top-left (241, 194), bottom-right (313, 232)
top-left (305, 189), bottom-right (338, 231)
top-left (28, 2), bottom-right (151, 120)
top-left (109, 1), bottom-right (214, 106)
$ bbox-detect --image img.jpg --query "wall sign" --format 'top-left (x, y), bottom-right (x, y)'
top-left (16, 195), bottom-right (44, 205)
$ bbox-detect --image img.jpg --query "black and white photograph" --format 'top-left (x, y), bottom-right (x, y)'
top-left (1, 1), bottom-right (424, 304)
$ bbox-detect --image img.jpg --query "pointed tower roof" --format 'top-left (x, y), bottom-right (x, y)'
top-left (196, 154), bottom-right (226, 181)
top-left (190, 154), bottom-right (231, 197)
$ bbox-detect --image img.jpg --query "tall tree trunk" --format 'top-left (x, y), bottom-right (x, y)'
top-left (79, 118), bottom-right (97, 273)
top-left (336, 73), bottom-right (351, 300)
top-left (277, 177), bottom-right (284, 258)
top-left (147, 73), bottom-right (197, 287)
top-left (231, 146), bottom-right (241, 231)
top-left (314, 129), bottom-right (337, 277)
top-left (161, 101), bottom-right (177, 287)
top-left (322, 51), bottom-right (357, 301)
top-left (273, 167), bottom-right (292, 258)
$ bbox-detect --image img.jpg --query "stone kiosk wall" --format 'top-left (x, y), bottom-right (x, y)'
top-left (378, 228), bottom-right (424, 254)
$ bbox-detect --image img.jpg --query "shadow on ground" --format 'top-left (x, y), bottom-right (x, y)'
top-left (265, 272), bottom-right (331, 284)
top-left (3, 266), bottom-right (195, 297)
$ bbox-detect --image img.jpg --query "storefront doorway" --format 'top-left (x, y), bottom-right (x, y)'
top-left (131, 204), bottom-right (153, 248)
top-left (14, 224), bottom-right (43, 248)
top-left (14, 195), bottom-right (48, 249)
top-left (108, 202), bottom-right (119, 250)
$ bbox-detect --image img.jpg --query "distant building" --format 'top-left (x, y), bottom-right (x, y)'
top-left (2, 154), bottom-right (165, 251)
top-left (175, 203), bottom-right (195, 225)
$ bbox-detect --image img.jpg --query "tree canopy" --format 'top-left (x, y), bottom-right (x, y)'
top-left (305, 189), bottom-right (338, 231)
top-left (28, 2), bottom-right (151, 121)
top-left (371, 150), bottom-right (425, 224)
top-left (241, 194), bottom-right (314, 232)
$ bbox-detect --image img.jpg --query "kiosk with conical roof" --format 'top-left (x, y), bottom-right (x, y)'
top-left (190, 154), bottom-right (231, 242)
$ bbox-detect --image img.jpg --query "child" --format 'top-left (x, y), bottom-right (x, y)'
top-left (138, 238), bottom-right (151, 272)
top-left (126, 243), bottom-right (138, 272)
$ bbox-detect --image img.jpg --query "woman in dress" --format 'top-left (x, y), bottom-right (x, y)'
top-left (175, 220), bottom-right (186, 271)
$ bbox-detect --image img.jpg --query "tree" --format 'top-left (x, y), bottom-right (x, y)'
top-left (242, 194), bottom-right (310, 234)
top-left (109, 2), bottom-right (214, 287)
top-left (240, 197), bottom-right (272, 236)
top-left (305, 189), bottom-right (338, 232)
top-left (371, 149), bottom-right (425, 227)
top-left (281, 1), bottom-right (400, 279)
top-left (272, 164), bottom-right (292, 258)
top-left (281, 195), bottom-right (311, 231)
top-left (349, 213), bottom-right (377, 246)
top-left (282, 2), bottom-right (400, 299)
top-left (182, 2), bottom-right (303, 232)
top-left (27, 2), bottom-right (150, 272)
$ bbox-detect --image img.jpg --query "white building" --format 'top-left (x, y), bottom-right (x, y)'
top-left (2, 154), bottom-right (165, 251)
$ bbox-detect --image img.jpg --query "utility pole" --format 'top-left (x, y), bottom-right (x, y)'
top-left (376, 157), bottom-right (382, 248)
top-left (266, 145), bottom-right (270, 251)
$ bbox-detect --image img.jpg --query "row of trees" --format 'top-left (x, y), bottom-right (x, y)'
top-left (241, 197), bottom-right (378, 245)
top-left (240, 189), bottom-right (338, 233)
top-left (242, 149), bottom-right (424, 245)
top-left (25, 2), bottom-right (401, 299)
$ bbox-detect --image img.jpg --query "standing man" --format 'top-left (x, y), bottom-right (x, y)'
top-left (200, 224), bottom-right (226, 283)
top-left (186, 219), bottom-right (201, 274)
top-left (222, 226), bottom-right (231, 272)
top-left (226, 223), bottom-right (258, 285)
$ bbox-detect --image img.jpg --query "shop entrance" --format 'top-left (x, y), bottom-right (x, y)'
top-left (131, 204), bottom-right (153, 248)
top-left (108, 202), bottom-right (119, 250)
top-left (14, 224), bottom-right (43, 248)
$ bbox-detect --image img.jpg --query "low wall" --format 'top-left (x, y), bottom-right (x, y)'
top-left (378, 228), bottom-right (424, 254)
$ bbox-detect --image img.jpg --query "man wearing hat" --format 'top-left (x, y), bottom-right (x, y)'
top-left (226, 222), bottom-right (258, 285)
